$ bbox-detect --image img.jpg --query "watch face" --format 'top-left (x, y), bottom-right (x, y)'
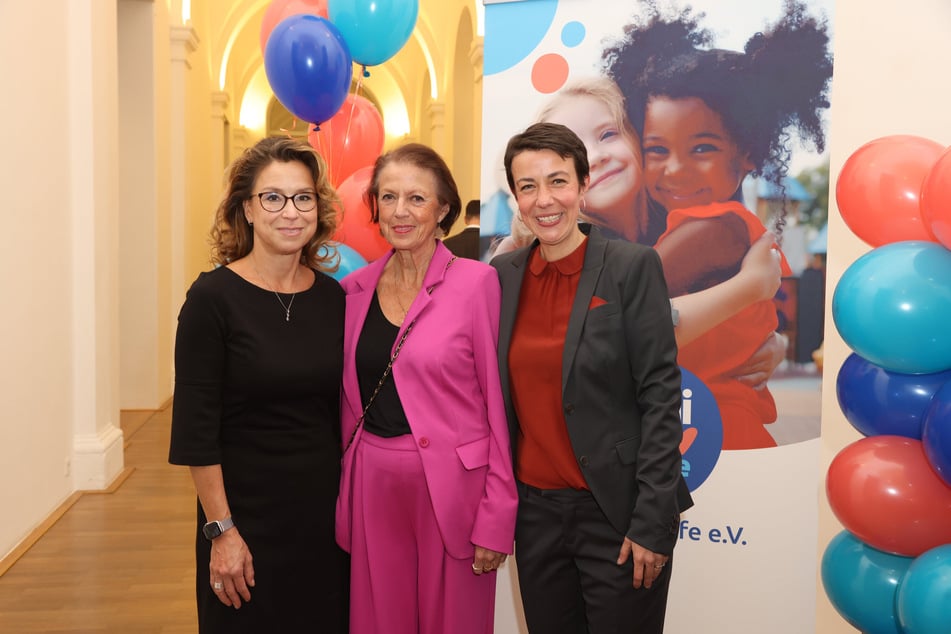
top-left (202, 521), bottom-right (222, 540)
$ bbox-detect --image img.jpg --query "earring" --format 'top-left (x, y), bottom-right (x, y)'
top-left (580, 197), bottom-right (586, 212)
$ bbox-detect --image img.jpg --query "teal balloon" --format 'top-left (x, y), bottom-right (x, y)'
top-left (821, 530), bottom-right (911, 634)
top-left (328, 0), bottom-right (418, 67)
top-left (324, 242), bottom-right (367, 281)
top-left (832, 241), bottom-right (951, 374)
top-left (897, 544), bottom-right (951, 633)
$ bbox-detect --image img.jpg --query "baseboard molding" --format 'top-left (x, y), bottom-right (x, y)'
top-left (0, 465), bottom-right (137, 577)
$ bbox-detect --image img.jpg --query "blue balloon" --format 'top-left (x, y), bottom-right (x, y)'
top-left (264, 15), bottom-right (352, 125)
top-left (821, 530), bottom-right (911, 634)
top-left (836, 352), bottom-right (951, 439)
top-left (322, 242), bottom-right (367, 281)
top-left (897, 544), bottom-right (951, 633)
top-left (329, 0), bottom-right (418, 67)
top-left (832, 241), bottom-right (951, 374)
top-left (922, 381), bottom-right (951, 486)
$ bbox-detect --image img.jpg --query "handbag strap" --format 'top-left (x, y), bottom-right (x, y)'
top-left (343, 255), bottom-right (457, 453)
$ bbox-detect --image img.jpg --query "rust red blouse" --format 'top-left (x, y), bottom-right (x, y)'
top-left (508, 239), bottom-right (589, 490)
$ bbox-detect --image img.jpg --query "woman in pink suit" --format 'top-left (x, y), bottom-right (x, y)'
top-left (335, 143), bottom-right (518, 634)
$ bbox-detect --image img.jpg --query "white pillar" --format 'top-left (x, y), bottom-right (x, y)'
top-left (68, 0), bottom-right (124, 489)
top-left (427, 101), bottom-right (447, 155)
top-left (169, 24), bottom-right (199, 324)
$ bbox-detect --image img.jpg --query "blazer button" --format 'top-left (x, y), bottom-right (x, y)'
top-left (579, 455), bottom-right (589, 467)
top-left (419, 437), bottom-right (430, 448)
top-left (565, 403), bottom-right (575, 415)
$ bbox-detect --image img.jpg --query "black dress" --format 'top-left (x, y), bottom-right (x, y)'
top-left (169, 266), bottom-right (347, 633)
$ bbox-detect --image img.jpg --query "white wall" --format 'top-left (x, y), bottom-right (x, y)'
top-left (816, 0), bottom-right (951, 631)
top-left (0, 0), bottom-right (124, 558)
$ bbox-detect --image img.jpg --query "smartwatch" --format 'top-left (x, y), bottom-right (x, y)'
top-left (202, 517), bottom-right (235, 540)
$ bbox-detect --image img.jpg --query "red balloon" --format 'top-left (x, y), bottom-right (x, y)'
top-left (826, 435), bottom-right (951, 556)
top-left (836, 135), bottom-right (943, 247)
top-left (333, 166), bottom-right (391, 261)
top-left (921, 145), bottom-right (951, 251)
top-left (260, 0), bottom-right (329, 53)
top-left (308, 94), bottom-right (385, 187)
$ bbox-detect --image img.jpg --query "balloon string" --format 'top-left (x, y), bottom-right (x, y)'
top-left (280, 118), bottom-right (302, 138)
top-left (334, 74), bottom-right (365, 182)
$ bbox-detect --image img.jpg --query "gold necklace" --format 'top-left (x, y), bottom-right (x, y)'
top-left (252, 261), bottom-right (297, 322)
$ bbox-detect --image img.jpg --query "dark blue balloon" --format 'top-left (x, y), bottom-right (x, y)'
top-left (821, 530), bottom-right (911, 634)
top-left (836, 353), bottom-right (951, 439)
top-left (264, 15), bottom-right (353, 125)
top-left (922, 381), bottom-right (951, 487)
top-left (897, 544), bottom-right (951, 633)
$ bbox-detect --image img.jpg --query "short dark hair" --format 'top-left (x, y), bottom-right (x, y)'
top-left (464, 199), bottom-right (480, 221)
top-left (365, 143), bottom-right (462, 234)
top-left (503, 122), bottom-right (590, 195)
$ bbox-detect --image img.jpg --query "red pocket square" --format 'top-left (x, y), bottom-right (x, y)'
top-left (588, 296), bottom-right (608, 310)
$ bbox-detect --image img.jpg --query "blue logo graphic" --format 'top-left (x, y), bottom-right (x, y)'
top-left (484, 0), bottom-right (559, 75)
top-left (680, 367), bottom-right (722, 492)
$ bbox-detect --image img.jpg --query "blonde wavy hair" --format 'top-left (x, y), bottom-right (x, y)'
top-left (536, 76), bottom-right (647, 238)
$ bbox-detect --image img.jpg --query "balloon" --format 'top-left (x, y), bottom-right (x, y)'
top-left (328, 0), bottom-right (419, 67)
top-left (832, 241), bottom-right (951, 374)
top-left (897, 544), bottom-right (951, 633)
top-left (921, 144), bottom-right (951, 251)
top-left (260, 0), bottom-right (329, 53)
top-left (821, 530), bottom-right (911, 634)
top-left (333, 166), bottom-right (391, 261)
top-left (264, 15), bottom-right (352, 125)
top-left (836, 353), bottom-right (951, 439)
top-left (308, 94), bottom-right (384, 187)
top-left (836, 135), bottom-right (943, 247)
top-left (826, 435), bottom-right (951, 556)
top-left (922, 381), bottom-right (951, 487)
top-left (319, 242), bottom-right (367, 281)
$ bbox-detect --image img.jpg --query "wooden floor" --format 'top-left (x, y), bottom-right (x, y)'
top-left (0, 406), bottom-right (200, 633)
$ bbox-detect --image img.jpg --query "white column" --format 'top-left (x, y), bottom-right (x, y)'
top-left (211, 90), bottom-right (231, 177)
top-left (68, 0), bottom-right (124, 489)
top-left (427, 101), bottom-right (447, 155)
top-left (169, 24), bottom-right (199, 324)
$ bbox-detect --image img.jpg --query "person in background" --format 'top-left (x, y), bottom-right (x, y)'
top-left (335, 143), bottom-right (517, 634)
top-left (443, 198), bottom-right (482, 259)
top-left (169, 136), bottom-right (348, 632)
top-left (492, 121), bottom-right (692, 634)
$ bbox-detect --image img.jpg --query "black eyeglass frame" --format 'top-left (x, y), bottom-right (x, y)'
top-left (250, 191), bottom-right (318, 213)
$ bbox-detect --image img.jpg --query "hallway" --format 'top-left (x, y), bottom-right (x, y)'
top-left (0, 407), bottom-right (197, 633)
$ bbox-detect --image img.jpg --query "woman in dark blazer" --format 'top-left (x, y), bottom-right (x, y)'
top-left (491, 122), bottom-right (692, 634)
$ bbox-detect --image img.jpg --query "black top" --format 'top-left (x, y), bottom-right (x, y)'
top-left (355, 291), bottom-right (412, 437)
top-left (168, 265), bottom-right (347, 633)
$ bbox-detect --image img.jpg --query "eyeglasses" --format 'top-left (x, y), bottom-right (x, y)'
top-left (251, 191), bottom-right (318, 213)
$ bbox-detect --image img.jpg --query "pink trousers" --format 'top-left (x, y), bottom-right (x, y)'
top-left (349, 432), bottom-right (497, 634)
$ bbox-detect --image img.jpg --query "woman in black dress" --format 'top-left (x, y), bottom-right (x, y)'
top-left (169, 137), bottom-right (347, 632)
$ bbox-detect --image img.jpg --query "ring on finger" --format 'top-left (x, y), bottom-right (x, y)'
top-left (213, 581), bottom-right (223, 590)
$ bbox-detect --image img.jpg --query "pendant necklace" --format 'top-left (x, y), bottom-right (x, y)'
top-left (252, 261), bottom-right (297, 322)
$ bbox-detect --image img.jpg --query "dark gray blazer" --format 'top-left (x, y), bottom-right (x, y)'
top-left (491, 224), bottom-right (692, 555)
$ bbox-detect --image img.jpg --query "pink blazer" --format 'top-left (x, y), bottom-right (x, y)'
top-left (335, 241), bottom-right (517, 559)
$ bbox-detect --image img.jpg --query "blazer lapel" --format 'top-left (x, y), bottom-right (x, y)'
top-left (397, 240), bottom-right (455, 344)
top-left (562, 226), bottom-right (607, 392)
top-left (342, 252), bottom-right (392, 421)
top-left (497, 245), bottom-right (532, 417)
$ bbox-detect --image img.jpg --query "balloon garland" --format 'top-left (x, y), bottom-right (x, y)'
top-left (824, 135), bottom-right (951, 634)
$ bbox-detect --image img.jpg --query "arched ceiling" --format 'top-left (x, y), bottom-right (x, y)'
top-left (187, 0), bottom-right (480, 143)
